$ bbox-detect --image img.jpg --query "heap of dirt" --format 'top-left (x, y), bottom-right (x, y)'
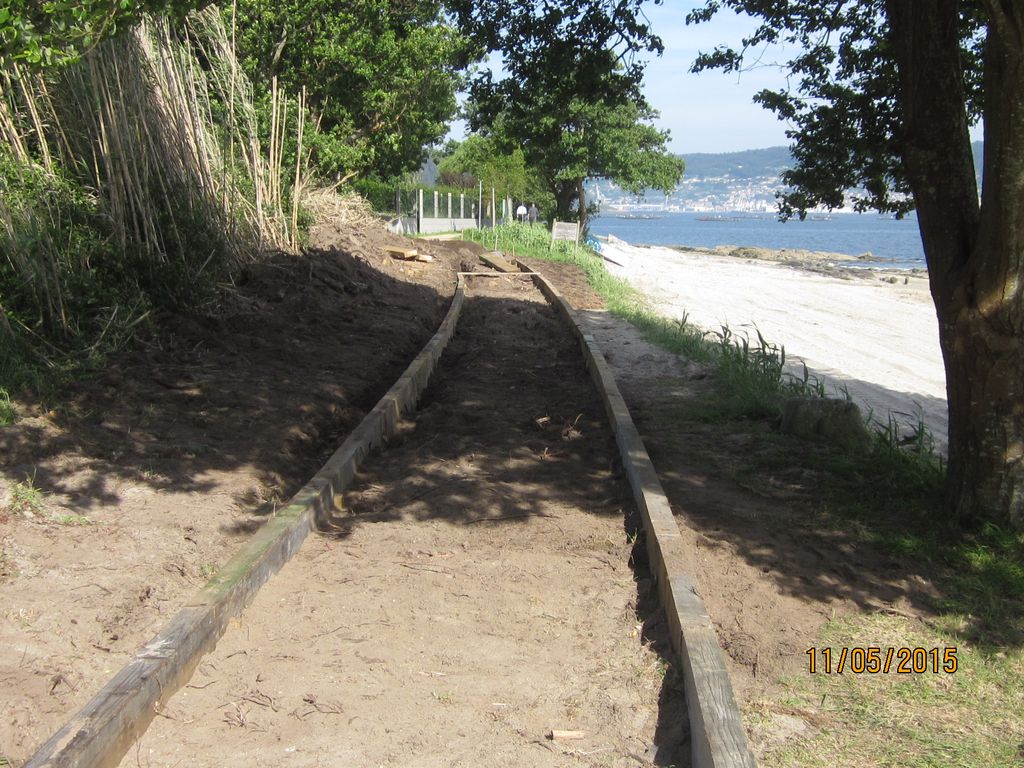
top-left (0, 219), bottom-right (481, 763)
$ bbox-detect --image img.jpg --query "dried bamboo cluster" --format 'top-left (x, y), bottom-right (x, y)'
top-left (0, 6), bottom-right (311, 344)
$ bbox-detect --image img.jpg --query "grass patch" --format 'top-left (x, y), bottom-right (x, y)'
top-left (54, 513), bottom-right (94, 526)
top-left (5, 477), bottom-right (46, 518)
top-left (761, 614), bottom-right (1024, 768)
top-left (0, 388), bottom-right (15, 425)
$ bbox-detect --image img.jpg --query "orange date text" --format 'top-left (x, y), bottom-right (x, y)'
top-left (805, 646), bottom-right (957, 674)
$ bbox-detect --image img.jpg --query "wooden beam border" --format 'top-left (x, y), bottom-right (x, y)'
top-left (520, 260), bottom-right (757, 768)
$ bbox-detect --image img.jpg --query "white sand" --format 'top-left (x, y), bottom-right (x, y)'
top-left (600, 239), bottom-right (949, 451)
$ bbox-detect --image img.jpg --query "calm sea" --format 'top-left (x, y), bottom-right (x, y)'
top-left (588, 211), bottom-right (927, 270)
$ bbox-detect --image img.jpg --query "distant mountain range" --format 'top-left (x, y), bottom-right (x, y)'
top-left (590, 142), bottom-right (984, 213)
top-left (679, 146), bottom-right (793, 180)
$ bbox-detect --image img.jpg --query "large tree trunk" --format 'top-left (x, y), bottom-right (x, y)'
top-left (551, 178), bottom-right (589, 234)
top-left (553, 179), bottom-right (579, 224)
top-left (576, 179), bottom-right (589, 236)
top-left (888, 0), bottom-right (1024, 529)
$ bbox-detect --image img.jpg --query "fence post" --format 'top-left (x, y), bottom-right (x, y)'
top-left (491, 187), bottom-right (496, 230)
top-left (395, 188), bottom-right (401, 217)
top-left (460, 193), bottom-right (465, 219)
top-left (417, 188), bottom-right (423, 234)
top-left (447, 191), bottom-right (452, 221)
top-left (433, 190), bottom-right (438, 219)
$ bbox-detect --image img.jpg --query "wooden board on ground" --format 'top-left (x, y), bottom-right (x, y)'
top-left (523, 262), bottom-right (757, 768)
top-left (479, 251), bottom-right (517, 273)
top-left (385, 246), bottom-right (432, 263)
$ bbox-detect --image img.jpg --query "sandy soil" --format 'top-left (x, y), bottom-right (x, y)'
top-left (599, 239), bottom-right (948, 451)
top-left (1, 220), bottom-right (951, 768)
top-left (0, 220), bottom-right (480, 764)
top-left (1, 229), bottom-right (689, 767)
top-left (119, 271), bottom-right (686, 768)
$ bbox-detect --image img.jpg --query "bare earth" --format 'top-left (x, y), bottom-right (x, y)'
top-left (0, 220), bottom-right (473, 763)
top-left (1, 225), bottom-right (688, 767)
top-left (1, 220), bottom-right (948, 767)
top-left (119, 271), bottom-right (685, 768)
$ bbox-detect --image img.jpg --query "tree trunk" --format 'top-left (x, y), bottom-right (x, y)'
top-left (888, 0), bottom-right (1024, 528)
top-left (553, 180), bottom-right (578, 224)
top-left (576, 179), bottom-right (590, 236)
top-left (551, 178), bottom-right (589, 234)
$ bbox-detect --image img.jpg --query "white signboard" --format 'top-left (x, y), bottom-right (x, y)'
top-left (550, 220), bottom-right (580, 245)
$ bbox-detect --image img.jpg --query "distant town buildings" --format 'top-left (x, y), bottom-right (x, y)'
top-left (591, 174), bottom-right (796, 214)
top-left (588, 141), bottom-right (946, 214)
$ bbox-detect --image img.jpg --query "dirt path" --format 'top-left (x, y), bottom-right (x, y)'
top-left (117, 273), bottom-right (687, 767)
top-left (4, 225), bottom-right (949, 767)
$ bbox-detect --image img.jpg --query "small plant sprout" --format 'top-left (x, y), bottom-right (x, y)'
top-left (7, 474), bottom-right (46, 518)
top-left (199, 563), bottom-right (218, 579)
top-left (0, 389), bottom-right (15, 425)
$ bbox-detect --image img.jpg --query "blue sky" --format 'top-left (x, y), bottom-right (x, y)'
top-left (450, 3), bottom-right (979, 157)
top-left (640, 3), bottom-right (795, 154)
top-left (448, 3), bottom-right (799, 155)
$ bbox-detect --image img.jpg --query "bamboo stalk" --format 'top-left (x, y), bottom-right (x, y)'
top-left (14, 63), bottom-right (54, 172)
top-left (291, 87), bottom-right (306, 251)
top-left (0, 73), bottom-right (30, 164)
top-left (0, 3), bottom-right (319, 363)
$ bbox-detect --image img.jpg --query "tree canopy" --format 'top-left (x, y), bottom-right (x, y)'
top-left (690, 0), bottom-right (1024, 530)
top-left (0, 0), bottom-right (199, 67)
top-left (448, 0), bottom-right (662, 106)
top-left (231, 0), bottom-right (473, 180)
top-left (437, 134), bottom-right (551, 207)
top-left (450, 1), bottom-right (682, 232)
top-left (688, 0), bottom-right (985, 220)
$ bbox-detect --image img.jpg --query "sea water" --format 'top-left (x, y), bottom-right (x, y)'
top-left (588, 211), bottom-right (927, 270)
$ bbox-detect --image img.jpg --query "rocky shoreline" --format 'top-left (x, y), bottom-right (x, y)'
top-left (669, 243), bottom-right (929, 282)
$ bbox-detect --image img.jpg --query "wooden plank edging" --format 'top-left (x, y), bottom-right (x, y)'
top-left (520, 261), bottom-right (757, 768)
top-left (26, 278), bottom-right (468, 768)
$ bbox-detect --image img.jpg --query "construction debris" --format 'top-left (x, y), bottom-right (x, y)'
top-left (385, 246), bottom-right (433, 263)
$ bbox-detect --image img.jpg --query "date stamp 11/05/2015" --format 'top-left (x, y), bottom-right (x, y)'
top-left (806, 646), bottom-right (958, 675)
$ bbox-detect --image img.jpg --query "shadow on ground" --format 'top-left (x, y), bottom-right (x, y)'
top-left (0, 245), bottom-right (464, 517)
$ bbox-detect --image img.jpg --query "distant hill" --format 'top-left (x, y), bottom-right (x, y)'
top-left (589, 142), bottom-right (984, 212)
top-left (680, 146), bottom-right (792, 180)
top-left (678, 142), bottom-right (983, 183)
top-left (416, 142), bottom-right (985, 211)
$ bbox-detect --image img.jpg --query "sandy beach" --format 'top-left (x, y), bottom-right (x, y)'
top-left (599, 238), bottom-right (949, 451)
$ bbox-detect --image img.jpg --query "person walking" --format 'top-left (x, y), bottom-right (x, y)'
top-left (527, 203), bottom-right (538, 226)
